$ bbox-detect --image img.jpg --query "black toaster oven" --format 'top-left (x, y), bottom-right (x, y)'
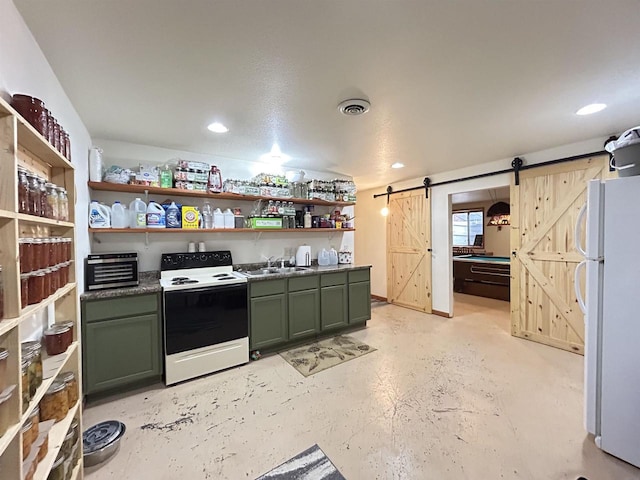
top-left (85, 252), bottom-right (139, 291)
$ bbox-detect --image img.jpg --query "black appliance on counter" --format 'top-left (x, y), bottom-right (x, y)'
top-left (85, 252), bottom-right (139, 291)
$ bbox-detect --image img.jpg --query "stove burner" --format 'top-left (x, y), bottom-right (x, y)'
top-left (213, 273), bottom-right (231, 278)
top-left (171, 277), bottom-right (190, 281)
top-left (172, 279), bottom-right (199, 285)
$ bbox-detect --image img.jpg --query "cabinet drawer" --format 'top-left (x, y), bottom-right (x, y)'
top-left (348, 269), bottom-right (370, 283)
top-left (288, 275), bottom-right (319, 292)
top-left (250, 279), bottom-right (286, 297)
top-left (320, 272), bottom-right (347, 287)
top-left (83, 294), bottom-right (158, 322)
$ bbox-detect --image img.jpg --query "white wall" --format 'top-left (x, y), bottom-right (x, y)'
top-left (90, 139), bottom-right (354, 271)
top-left (357, 137), bottom-right (609, 314)
top-left (451, 200), bottom-right (510, 257)
top-left (0, 0), bottom-right (92, 340)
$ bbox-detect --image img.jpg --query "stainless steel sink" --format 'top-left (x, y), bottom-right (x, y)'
top-left (241, 266), bottom-right (311, 276)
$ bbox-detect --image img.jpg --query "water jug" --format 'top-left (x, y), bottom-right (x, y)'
top-left (89, 201), bottom-right (111, 228)
top-left (318, 248), bottom-right (330, 266)
top-left (111, 201), bottom-right (128, 228)
top-left (129, 198), bottom-right (147, 228)
top-left (329, 248), bottom-right (338, 265)
top-left (223, 208), bottom-right (235, 229)
top-left (166, 202), bottom-right (181, 228)
top-left (146, 201), bottom-right (166, 228)
top-left (213, 207), bottom-right (224, 229)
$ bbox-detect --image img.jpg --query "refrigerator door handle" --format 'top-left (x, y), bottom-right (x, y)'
top-left (575, 260), bottom-right (587, 314)
top-left (575, 203), bottom-right (588, 257)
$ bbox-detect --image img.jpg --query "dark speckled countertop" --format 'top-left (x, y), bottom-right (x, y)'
top-left (80, 271), bottom-right (161, 301)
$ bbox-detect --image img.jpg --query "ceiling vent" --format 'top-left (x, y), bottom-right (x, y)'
top-left (338, 99), bottom-right (371, 116)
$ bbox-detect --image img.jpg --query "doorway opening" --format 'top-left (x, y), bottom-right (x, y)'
top-left (450, 187), bottom-right (511, 322)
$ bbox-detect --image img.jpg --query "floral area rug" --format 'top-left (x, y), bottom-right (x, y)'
top-left (280, 335), bottom-right (376, 377)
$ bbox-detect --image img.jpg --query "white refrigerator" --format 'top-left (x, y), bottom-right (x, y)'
top-left (575, 175), bottom-right (640, 468)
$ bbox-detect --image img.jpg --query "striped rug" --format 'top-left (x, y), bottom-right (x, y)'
top-left (256, 444), bottom-right (346, 480)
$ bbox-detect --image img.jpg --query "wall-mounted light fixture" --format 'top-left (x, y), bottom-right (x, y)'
top-left (486, 201), bottom-right (510, 230)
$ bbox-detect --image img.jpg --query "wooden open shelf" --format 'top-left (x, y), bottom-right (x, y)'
top-left (90, 227), bottom-right (355, 234)
top-left (88, 181), bottom-right (356, 207)
top-left (16, 213), bottom-right (74, 228)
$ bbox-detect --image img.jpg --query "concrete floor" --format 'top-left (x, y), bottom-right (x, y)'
top-left (83, 294), bottom-right (640, 480)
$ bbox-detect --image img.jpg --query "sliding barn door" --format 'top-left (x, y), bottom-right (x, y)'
top-left (510, 155), bottom-right (610, 354)
top-left (387, 190), bottom-right (432, 313)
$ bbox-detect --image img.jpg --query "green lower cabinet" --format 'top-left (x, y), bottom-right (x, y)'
top-left (83, 311), bottom-right (161, 394)
top-left (250, 294), bottom-right (287, 349)
top-left (349, 281), bottom-right (371, 324)
top-left (288, 289), bottom-right (320, 339)
top-left (320, 284), bottom-right (348, 330)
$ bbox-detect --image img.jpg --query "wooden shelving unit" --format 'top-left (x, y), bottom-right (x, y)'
top-left (87, 181), bottom-right (356, 207)
top-left (0, 97), bottom-right (82, 479)
top-left (89, 227), bottom-right (355, 234)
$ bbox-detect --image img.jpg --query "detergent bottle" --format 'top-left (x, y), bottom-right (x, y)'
top-left (146, 201), bottom-right (166, 228)
top-left (89, 201), bottom-right (111, 228)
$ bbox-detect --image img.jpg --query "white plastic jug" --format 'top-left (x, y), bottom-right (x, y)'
top-left (329, 248), bottom-right (338, 265)
top-left (146, 201), bottom-right (166, 228)
top-left (111, 201), bottom-right (128, 228)
top-left (318, 248), bottom-right (330, 266)
top-left (223, 208), bottom-right (235, 229)
top-left (89, 201), bottom-right (111, 228)
top-left (129, 198), bottom-right (147, 228)
top-left (213, 208), bottom-right (224, 229)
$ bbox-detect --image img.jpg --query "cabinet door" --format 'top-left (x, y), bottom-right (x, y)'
top-left (349, 281), bottom-right (371, 324)
top-left (83, 313), bottom-right (161, 394)
top-left (321, 284), bottom-right (348, 330)
top-left (289, 289), bottom-right (320, 339)
top-left (250, 294), bottom-right (287, 349)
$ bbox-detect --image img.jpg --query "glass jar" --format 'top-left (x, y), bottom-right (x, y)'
top-left (27, 173), bottom-right (39, 216)
top-left (40, 380), bottom-right (68, 422)
top-left (37, 176), bottom-right (47, 217)
top-left (44, 325), bottom-right (71, 356)
top-left (53, 120), bottom-right (61, 153)
top-left (19, 238), bottom-right (30, 273)
top-left (20, 273), bottom-right (29, 308)
top-left (56, 238), bottom-right (63, 265)
top-left (29, 405), bottom-right (40, 436)
top-left (64, 132), bottom-right (71, 162)
top-left (44, 238), bottom-right (55, 268)
top-left (22, 341), bottom-right (43, 389)
top-left (21, 346), bottom-right (37, 398)
top-left (21, 356), bottom-right (31, 412)
top-left (28, 270), bottom-right (45, 305)
top-left (61, 429), bottom-right (74, 460)
top-left (46, 183), bottom-right (59, 220)
top-left (57, 188), bottom-right (68, 222)
top-left (18, 167), bottom-right (30, 214)
top-left (52, 265), bottom-right (60, 292)
top-left (21, 418), bottom-right (34, 459)
top-left (59, 371), bottom-right (78, 407)
top-left (43, 268), bottom-right (52, 298)
top-left (0, 348), bottom-right (8, 392)
top-left (32, 238), bottom-right (43, 271)
top-left (64, 238), bottom-right (72, 262)
top-left (10, 94), bottom-right (47, 134)
top-left (49, 455), bottom-right (65, 480)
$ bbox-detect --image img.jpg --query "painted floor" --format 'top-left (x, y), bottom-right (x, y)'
top-left (83, 294), bottom-right (640, 480)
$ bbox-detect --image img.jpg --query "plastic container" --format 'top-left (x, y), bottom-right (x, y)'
top-left (40, 381), bottom-right (69, 423)
top-left (89, 201), bottom-right (110, 228)
top-left (201, 202), bottom-right (213, 229)
top-left (146, 201), bottom-right (166, 228)
top-left (165, 202), bottom-right (181, 228)
top-left (223, 208), bottom-right (235, 229)
top-left (129, 198), bottom-right (147, 228)
top-left (88, 147), bottom-right (103, 182)
top-left (304, 211), bottom-right (312, 229)
top-left (110, 202), bottom-right (128, 228)
top-left (160, 165), bottom-right (173, 188)
top-left (329, 248), bottom-right (338, 265)
top-left (318, 249), bottom-right (330, 266)
top-left (213, 208), bottom-right (224, 229)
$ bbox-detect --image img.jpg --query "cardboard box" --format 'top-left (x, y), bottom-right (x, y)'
top-left (249, 217), bottom-right (282, 229)
top-left (182, 207), bottom-right (200, 229)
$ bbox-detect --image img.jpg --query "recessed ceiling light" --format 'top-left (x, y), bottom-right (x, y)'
top-left (391, 162), bottom-right (404, 169)
top-left (576, 103), bottom-right (606, 116)
top-left (207, 122), bottom-right (229, 133)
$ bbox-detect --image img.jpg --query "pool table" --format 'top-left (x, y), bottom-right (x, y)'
top-left (453, 255), bottom-right (510, 301)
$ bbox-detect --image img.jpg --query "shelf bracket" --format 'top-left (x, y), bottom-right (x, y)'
top-left (144, 189), bottom-right (149, 203)
top-left (145, 232), bottom-right (149, 246)
top-left (253, 231), bottom-right (263, 243)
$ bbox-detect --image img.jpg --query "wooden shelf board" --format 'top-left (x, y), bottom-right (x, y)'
top-left (0, 421), bottom-right (21, 459)
top-left (0, 209), bottom-right (16, 220)
top-left (87, 181), bottom-right (356, 207)
top-left (32, 401), bottom-right (80, 480)
top-left (90, 228), bottom-right (355, 234)
top-left (0, 316), bottom-right (20, 337)
top-left (16, 213), bottom-right (74, 228)
top-left (5, 283), bottom-right (78, 326)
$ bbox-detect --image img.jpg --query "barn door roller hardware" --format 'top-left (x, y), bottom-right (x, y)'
top-left (512, 157), bottom-right (524, 186)
top-left (372, 177), bottom-right (431, 200)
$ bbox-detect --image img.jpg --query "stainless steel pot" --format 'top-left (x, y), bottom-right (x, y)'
top-left (83, 421), bottom-right (126, 467)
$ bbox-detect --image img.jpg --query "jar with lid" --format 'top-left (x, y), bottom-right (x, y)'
top-left (28, 270), bottom-right (45, 305)
top-left (23, 341), bottom-right (43, 390)
top-left (46, 183), bottom-right (59, 220)
top-left (27, 173), bottom-right (40, 216)
top-left (19, 238), bottom-right (32, 273)
top-left (0, 348), bottom-right (8, 392)
top-left (21, 345), bottom-right (37, 397)
top-left (44, 238), bottom-right (55, 267)
top-left (64, 238), bottom-right (72, 262)
top-left (49, 454), bottom-right (66, 480)
top-left (54, 320), bottom-right (74, 340)
top-left (61, 429), bottom-right (74, 460)
top-left (37, 176), bottom-right (47, 217)
top-left (53, 121), bottom-right (61, 152)
top-left (51, 265), bottom-right (59, 293)
top-left (21, 418), bottom-right (34, 459)
top-left (21, 356), bottom-right (31, 411)
top-left (10, 94), bottom-right (47, 134)
top-left (18, 167), bottom-right (30, 214)
top-left (42, 268), bottom-right (52, 297)
top-left (31, 238), bottom-right (43, 271)
top-left (57, 188), bottom-right (69, 222)
top-left (40, 380), bottom-right (69, 422)
top-left (44, 325), bottom-right (72, 356)
top-left (20, 273), bottom-right (29, 308)
top-left (28, 405), bottom-right (40, 437)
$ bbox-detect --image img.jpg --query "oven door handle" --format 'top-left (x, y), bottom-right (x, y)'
top-left (164, 284), bottom-right (247, 295)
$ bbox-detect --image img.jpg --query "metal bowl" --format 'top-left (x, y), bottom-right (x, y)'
top-left (83, 421), bottom-right (126, 467)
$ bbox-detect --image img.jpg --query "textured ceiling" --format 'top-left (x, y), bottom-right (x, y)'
top-left (14, 0), bottom-right (640, 189)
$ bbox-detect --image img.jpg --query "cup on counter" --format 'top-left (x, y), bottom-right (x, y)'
top-left (188, 242), bottom-right (196, 253)
top-left (198, 242), bottom-right (206, 252)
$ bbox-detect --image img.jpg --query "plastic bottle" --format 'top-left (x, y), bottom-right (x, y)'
top-left (201, 201), bottom-right (213, 229)
top-left (89, 201), bottom-right (111, 228)
top-left (165, 202), bottom-right (181, 228)
top-left (160, 165), bottom-right (173, 188)
top-left (318, 248), bottom-right (330, 266)
top-left (111, 201), bottom-right (128, 228)
top-left (329, 247), bottom-right (338, 265)
top-left (223, 208), bottom-right (235, 229)
top-left (303, 211), bottom-right (312, 228)
top-left (146, 201), bottom-right (166, 228)
top-left (213, 207), bottom-right (224, 229)
top-left (129, 198), bottom-right (147, 228)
